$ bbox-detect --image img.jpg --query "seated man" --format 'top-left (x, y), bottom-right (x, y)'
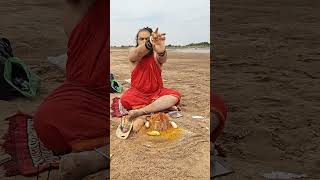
top-left (120, 27), bottom-right (181, 122)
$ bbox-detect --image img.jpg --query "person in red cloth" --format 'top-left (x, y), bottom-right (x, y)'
top-left (211, 93), bottom-right (228, 156)
top-left (33, 0), bottom-right (108, 179)
top-left (211, 93), bottom-right (227, 143)
top-left (121, 27), bottom-right (181, 122)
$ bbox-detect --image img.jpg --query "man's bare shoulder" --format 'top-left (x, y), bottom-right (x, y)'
top-left (128, 47), bottom-right (137, 52)
top-left (128, 47), bottom-right (138, 63)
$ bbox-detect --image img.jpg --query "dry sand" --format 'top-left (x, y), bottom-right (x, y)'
top-left (213, 0), bottom-right (320, 179)
top-left (110, 49), bottom-right (210, 179)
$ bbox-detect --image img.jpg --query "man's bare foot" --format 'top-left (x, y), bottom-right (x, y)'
top-left (127, 109), bottom-right (146, 121)
top-left (59, 146), bottom-right (109, 180)
top-left (132, 117), bottom-right (145, 132)
top-left (167, 105), bottom-right (179, 111)
top-left (176, 105), bottom-right (181, 111)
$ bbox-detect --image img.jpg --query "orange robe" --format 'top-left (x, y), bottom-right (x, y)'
top-left (121, 54), bottom-right (181, 110)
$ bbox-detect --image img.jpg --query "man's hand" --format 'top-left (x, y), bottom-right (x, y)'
top-left (151, 28), bottom-right (166, 54)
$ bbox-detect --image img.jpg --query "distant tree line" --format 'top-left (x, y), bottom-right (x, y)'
top-left (110, 45), bottom-right (134, 48)
top-left (166, 42), bottom-right (210, 48)
top-left (186, 42), bottom-right (210, 47)
top-left (111, 42), bottom-right (210, 48)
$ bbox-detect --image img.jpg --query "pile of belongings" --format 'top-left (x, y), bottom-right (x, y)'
top-left (0, 38), bottom-right (40, 100)
top-left (110, 73), bottom-right (123, 93)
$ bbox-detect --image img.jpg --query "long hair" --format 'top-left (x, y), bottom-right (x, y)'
top-left (135, 27), bottom-right (153, 47)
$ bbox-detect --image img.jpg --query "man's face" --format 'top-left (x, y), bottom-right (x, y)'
top-left (137, 31), bottom-right (151, 46)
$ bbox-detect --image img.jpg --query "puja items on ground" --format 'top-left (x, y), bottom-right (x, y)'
top-left (145, 112), bottom-right (178, 136)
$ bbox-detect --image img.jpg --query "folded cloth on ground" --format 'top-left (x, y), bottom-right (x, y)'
top-left (111, 97), bottom-right (128, 117)
top-left (1, 112), bottom-right (60, 176)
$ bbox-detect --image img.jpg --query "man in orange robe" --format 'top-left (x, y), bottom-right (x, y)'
top-left (120, 27), bottom-right (181, 122)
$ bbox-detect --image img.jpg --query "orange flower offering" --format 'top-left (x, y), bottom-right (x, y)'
top-left (146, 112), bottom-right (182, 140)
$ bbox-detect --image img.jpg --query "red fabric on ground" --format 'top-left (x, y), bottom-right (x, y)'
top-left (120, 54), bottom-right (181, 110)
top-left (211, 93), bottom-right (228, 143)
top-left (2, 112), bottom-right (60, 176)
top-left (33, 0), bottom-right (109, 153)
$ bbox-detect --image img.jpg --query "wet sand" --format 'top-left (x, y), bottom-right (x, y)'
top-left (213, 0), bottom-right (320, 179)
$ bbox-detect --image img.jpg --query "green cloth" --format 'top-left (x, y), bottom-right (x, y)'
top-left (1, 56), bottom-right (40, 97)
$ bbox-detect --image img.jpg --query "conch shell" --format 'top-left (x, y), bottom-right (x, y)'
top-left (170, 121), bottom-right (178, 128)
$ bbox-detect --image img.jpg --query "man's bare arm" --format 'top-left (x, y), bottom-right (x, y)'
top-left (156, 51), bottom-right (167, 64)
top-left (128, 43), bottom-right (151, 63)
top-left (151, 28), bottom-right (166, 64)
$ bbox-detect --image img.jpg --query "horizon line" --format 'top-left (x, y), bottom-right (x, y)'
top-left (110, 41), bottom-right (210, 47)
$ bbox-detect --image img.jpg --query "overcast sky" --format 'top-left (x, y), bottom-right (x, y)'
top-left (111, 0), bottom-right (210, 46)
